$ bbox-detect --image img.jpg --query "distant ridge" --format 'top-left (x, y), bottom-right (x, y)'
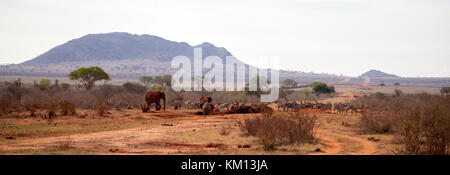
top-left (360, 69), bottom-right (399, 78)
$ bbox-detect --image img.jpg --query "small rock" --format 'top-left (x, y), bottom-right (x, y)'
top-left (109, 148), bottom-right (119, 152)
top-left (237, 145), bottom-right (242, 148)
top-left (5, 136), bottom-right (15, 140)
top-left (161, 123), bottom-right (173, 126)
top-left (314, 148), bottom-right (322, 152)
top-left (192, 129), bottom-right (196, 131)
top-left (368, 137), bottom-right (380, 142)
top-left (242, 145), bottom-right (250, 148)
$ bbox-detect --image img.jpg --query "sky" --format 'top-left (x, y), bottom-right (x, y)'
top-left (0, 0), bottom-right (449, 77)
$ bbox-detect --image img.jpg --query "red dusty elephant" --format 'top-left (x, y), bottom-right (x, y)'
top-left (141, 91), bottom-right (166, 112)
top-left (199, 96), bottom-right (213, 115)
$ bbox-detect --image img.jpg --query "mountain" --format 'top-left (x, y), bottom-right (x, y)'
top-left (0, 32), bottom-right (345, 83)
top-left (360, 69), bottom-right (399, 78)
top-left (21, 32), bottom-right (235, 65)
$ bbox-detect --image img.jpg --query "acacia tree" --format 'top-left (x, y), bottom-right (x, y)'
top-left (282, 79), bottom-right (298, 88)
top-left (139, 76), bottom-right (153, 86)
top-left (310, 81), bottom-right (335, 94)
top-left (68, 66), bottom-right (110, 90)
top-left (153, 74), bottom-right (172, 88)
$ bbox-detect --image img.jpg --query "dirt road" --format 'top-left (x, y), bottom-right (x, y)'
top-left (310, 129), bottom-right (377, 155)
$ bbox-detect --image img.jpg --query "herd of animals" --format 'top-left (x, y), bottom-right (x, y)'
top-left (140, 91), bottom-right (368, 115)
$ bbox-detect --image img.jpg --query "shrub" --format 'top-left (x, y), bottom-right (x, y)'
top-left (39, 78), bottom-right (52, 91)
top-left (395, 97), bottom-right (450, 155)
top-left (94, 99), bottom-right (108, 116)
top-left (310, 82), bottom-right (335, 94)
top-left (359, 111), bottom-right (397, 133)
top-left (219, 126), bottom-right (231, 136)
top-left (6, 79), bottom-right (24, 102)
top-left (394, 89), bottom-right (403, 98)
top-left (243, 112), bottom-right (317, 150)
top-left (44, 99), bottom-right (58, 120)
top-left (262, 140), bottom-right (276, 151)
top-left (441, 87), bottom-right (450, 96)
top-left (61, 83), bottom-right (70, 90)
top-left (358, 94), bottom-right (450, 155)
top-left (58, 99), bottom-right (76, 116)
top-left (122, 82), bottom-right (148, 94)
top-left (153, 84), bottom-right (165, 91)
top-left (304, 89), bottom-right (311, 97)
top-left (21, 90), bottom-right (44, 117)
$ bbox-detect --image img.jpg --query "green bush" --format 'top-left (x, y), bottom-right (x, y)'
top-left (310, 82), bottom-right (335, 94)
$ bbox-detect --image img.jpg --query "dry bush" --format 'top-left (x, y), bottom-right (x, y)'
top-left (219, 125), bottom-right (231, 136)
top-left (95, 100), bottom-right (107, 116)
top-left (359, 111), bottom-right (397, 134)
top-left (122, 82), bottom-right (147, 95)
top-left (358, 94), bottom-right (450, 155)
top-left (395, 97), bottom-right (450, 155)
top-left (110, 92), bottom-right (143, 109)
top-left (43, 99), bottom-right (58, 120)
top-left (243, 112), bottom-right (317, 150)
top-left (56, 137), bottom-right (74, 150)
top-left (21, 89), bottom-right (46, 117)
top-left (0, 91), bottom-right (13, 116)
top-left (58, 99), bottom-right (76, 116)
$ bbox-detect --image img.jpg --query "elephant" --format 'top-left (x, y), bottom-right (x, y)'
top-left (202, 102), bottom-right (214, 115)
top-left (141, 91), bottom-right (166, 112)
top-left (199, 96), bottom-right (212, 109)
top-left (199, 96), bottom-right (213, 115)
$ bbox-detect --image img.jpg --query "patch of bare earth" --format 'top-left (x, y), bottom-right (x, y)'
top-left (0, 110), bottom-right (247, 154)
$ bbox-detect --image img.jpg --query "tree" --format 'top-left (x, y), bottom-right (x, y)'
top-left (153, 74), bottom-right (172, 88)
top-left (68, 66), bottom-right (110, 90)
top-left (139, 76), bottom-right (153, 85)
top-left (310, 82), bottom-right (335, 94)
top-left (282, 79), bottom-right (298, 88)
top-left (279, 89), bottom-right (293, 101)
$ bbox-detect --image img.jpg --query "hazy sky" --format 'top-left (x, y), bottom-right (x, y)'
top-left (1, 0), bottom-right (449, 77)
